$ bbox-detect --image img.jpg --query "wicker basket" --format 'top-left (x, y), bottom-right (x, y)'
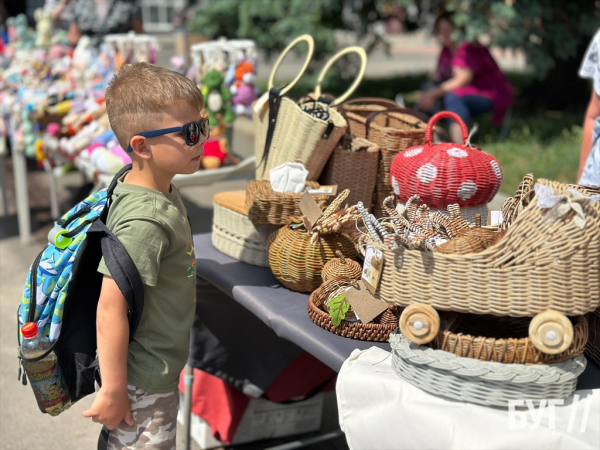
top-left (212, 191), bottom-right (279, 267)
top-left (254, 39), bottom-right (367, 181)
top-left (245, 180), bottom-right (331, 225)
top-left (342, 106), bottom-right (427, 216)
top-left (585, 307), bottom-right (600, 367)
top-left (318, 136), bottom-right (379, 212)
top-left (390, 331), bottom-right (587, 407)
top-left (307, 279), bottom-right (401, 341)
top-left (429, 314), bottom-right (588, 364)
top-left (268, 224), bottom-right (356, 292)
top-left (374, 179), bottom-right (600, 318)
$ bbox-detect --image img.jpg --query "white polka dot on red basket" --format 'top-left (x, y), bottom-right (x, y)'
top-left (457, 181), bottom-right (477, 200)
top-left (416, 164), bottom-right (437, 183)
top-left (447, 147), bottom-right (468, 158)
top-left (490, 160), bottom-right (502, 179)
top-left (391, 176), bottom-right (400, 196)
top-left (404, 147), bottom-right (423, 157)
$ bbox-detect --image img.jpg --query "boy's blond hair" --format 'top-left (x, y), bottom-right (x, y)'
top-left (105, 62), bottom-right (205, 150)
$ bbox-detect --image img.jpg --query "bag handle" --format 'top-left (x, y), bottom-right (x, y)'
top-left (336, 97), bottom-right (399, 113)
top-left (268, 34), bottom-right (315, 96)
top-left (425, 111), bottom-right (468, 145)
top-left (364, 107), bottom-right (427, 139)
top-left (314, 46), bottom-right (367, 106)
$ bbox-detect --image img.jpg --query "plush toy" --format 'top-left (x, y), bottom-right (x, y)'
top-left (201, 121), bottom-right (230, 169)
top-left (200, 69), bottom-right (235, 127)
top-left (34, 8), bottom-right (53, 49)
top-left (14, 14), bottom-right (35, 49)
top-left (21, 109), bottom-right (37, 158)
top-left (230, 60), bottom-right (258, 116)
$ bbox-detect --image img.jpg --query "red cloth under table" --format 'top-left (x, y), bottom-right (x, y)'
top-left (179, 352), bottom-right (336, 444)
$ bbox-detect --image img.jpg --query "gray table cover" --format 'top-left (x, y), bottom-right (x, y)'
top-left (193, 234), bottom-right (388, 372)
top-left (192, 233), bottom-right (600, 390)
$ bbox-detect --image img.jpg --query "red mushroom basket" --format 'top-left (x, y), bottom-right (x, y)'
top-left (389, 111), bottom-right (502, 223)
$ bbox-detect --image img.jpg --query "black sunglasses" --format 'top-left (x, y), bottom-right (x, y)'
top-left (127, 118), bottom-right (210, 153)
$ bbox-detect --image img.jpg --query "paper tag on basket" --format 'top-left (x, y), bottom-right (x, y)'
top-left (487, 210), bottom-right (503, 226)
top-left (439, 312), bottom-right (463, 333)
top-left (345, 280), bottom-right (388, 324)
top-left (306, 185), bottom-right (338, 196)
top-left (299, 192), bottom-right (322, 231)
top-left (362, 245), bottom-right (384, 295)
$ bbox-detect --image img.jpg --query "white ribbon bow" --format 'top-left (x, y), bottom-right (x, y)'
top-left (535, 184), bottom-right (600, 229)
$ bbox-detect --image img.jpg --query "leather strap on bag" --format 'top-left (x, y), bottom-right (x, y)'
top-left (259, 87), bottom-right (282, 167)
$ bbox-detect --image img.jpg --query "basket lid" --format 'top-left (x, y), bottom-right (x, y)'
top-left (213, 191), bottom-right (248, 215)
top-left (389, 111), bottom-right (503, 208)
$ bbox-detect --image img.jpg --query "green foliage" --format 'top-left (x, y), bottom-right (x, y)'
top-left (328, 294), bottom-right (350, 327)
top-left (187, 0), bottom-right (399, 61)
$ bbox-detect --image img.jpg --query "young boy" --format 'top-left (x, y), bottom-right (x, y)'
top-left (82, 62), bottom-right (206, 449)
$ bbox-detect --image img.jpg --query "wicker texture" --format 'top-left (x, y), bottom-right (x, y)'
top-left (321, 251), bottom-right (363, 282)
top-left (212, 191), bottom-right (279, 267)
top-left (375, 179), bottom-right (600, 317)
top-left (253, 96), bottom-right (347, 181)
top-left (268, 225), bottom-right (356, 292)
top-left (585, 307), bottom-right (600, 367)
top-left (343, 106), bottom-right (427, 216)
top-left (245, 180), bottom-right (331, 225)
top-left (319, 136), bottom-right (379, 211)
top-left (430, 314), bottom-right (588, 364)
top-left (307, 280), bottom-right (401, 341)
top-left (390, 111), bottom-right (502, 211)
top-left (390, 331), bottom-right (586, 407)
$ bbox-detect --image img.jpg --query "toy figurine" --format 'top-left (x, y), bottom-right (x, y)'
top-left (35, 8), bottom-right (53, 49)
top-left (201, 119), bottom-right (236, 169)
top-left (14, 14), bottom-right (35, 49)
top-left (200, 69), bottom-right (235, 127)
top-left (230, 60), bottom-right (257, 116)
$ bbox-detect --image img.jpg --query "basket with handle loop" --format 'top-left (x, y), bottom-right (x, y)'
top-left (253, 35), bottom-right (367, 181)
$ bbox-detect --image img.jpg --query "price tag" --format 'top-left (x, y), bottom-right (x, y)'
top-left (362, 245), bottom-right (384, 295)
top-left (299, 192), bottom-right (323, 231)
top-left (345, 280), bottom-right (388, 324)
top-left (487, 210), bottom-right (503, 226)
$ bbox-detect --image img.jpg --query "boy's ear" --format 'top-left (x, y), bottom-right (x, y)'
top-left (129, 136), bottom-right (151, 160)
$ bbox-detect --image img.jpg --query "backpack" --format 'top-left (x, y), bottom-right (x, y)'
top-left (17, 164), bottom-right (144, 411)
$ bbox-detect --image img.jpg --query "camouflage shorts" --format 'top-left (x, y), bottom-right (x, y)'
top-left (106, 383), bottom-right (179, 450)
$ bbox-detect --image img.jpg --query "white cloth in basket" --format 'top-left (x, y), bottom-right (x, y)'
top-left (269, 162), bottom-right (308, 193)
top-left (337, 346), bottom-right (599, 450)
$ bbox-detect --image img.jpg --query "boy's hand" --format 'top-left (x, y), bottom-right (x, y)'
top-left (83, 388), bottom-right (134, 430)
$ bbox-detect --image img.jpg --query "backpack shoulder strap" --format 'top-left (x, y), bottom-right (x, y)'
top-left (87, 220), bottom-right (144, 342)
top-left (107, 164), bottom-right (133, 198)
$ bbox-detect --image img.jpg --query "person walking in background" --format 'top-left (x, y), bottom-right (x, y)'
top-left (67, 0), bottom-right (143, 47)
top-left (578, 28), bottom-right (600, 186)
top-left (418, 12), bottom-right (514, 143)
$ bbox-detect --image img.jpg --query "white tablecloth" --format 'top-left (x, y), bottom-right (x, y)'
top-left (337, 347), bottom-right (600, 450)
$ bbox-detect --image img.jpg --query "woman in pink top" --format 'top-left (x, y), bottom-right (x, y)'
top-left (419, 13), bottom-right (514, 143)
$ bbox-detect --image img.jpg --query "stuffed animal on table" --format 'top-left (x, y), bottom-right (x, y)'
top-left (200, 69), bottom-right (235, 127)
top-left (34, 8), bottom-right (53, 49)
top-left (230, 60), bottom-right (257, 116)
top-left (14, 14), bottom-right (35, 49)
top-left (201, 120), bottom-right (229, 169)
top-left (21, 109), bottom-right (37, 158)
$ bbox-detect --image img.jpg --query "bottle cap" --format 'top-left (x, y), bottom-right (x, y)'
top-left (21, 322), bottom-right (39, 339)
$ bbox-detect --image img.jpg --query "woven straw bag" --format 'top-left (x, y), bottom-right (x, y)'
top-left (339, 102), bottom-right (428, 216)
top-left (390, 331), bottom-right (587, 407)
top-left (253, 36), bottom-right (367, 181)
top-left (307, 279), bottom-right (401, 341)
top-left (318, 136), bottom-right (379, 212)
top-left (429, 314), bottom-right (588, 365)
top-left (390, 111), bottom-right (502, 224)
top-left (211, 191), bottom-right (279, 267)
top-left (245, 180), bottom-right (331, 225)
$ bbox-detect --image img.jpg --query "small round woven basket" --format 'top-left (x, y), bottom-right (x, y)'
top-left (307, 280), bottom-right (401, 341)
top-left (268, 225), bottom-right (357, 293)
top-left (390, 330), bottom-right (587, 408)
top-left (430, 314), bottom-right (588, 364)
top-left (321, 251), bottom-right (363, 282)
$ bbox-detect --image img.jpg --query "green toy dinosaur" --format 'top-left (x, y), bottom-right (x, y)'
top-left (201, 70), bottom-right (236, 127)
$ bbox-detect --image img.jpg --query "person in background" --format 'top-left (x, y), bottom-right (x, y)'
top-left (418, 12), bottom-right (513, 143)
top-left (67, 0), bottom-right (143, 47)
top-left (44, 0), bottom-right (75, 30)
top-left (578, 28), bottom-right (600, 186)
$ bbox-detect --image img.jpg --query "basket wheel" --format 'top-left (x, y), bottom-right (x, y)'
top-left (399, 304), bottom-right (440, 345)
top-left (529, 311), bottom-right (573, 355)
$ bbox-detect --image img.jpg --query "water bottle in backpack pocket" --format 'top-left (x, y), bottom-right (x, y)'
top-left (17, 165), bottom-right (144, 416)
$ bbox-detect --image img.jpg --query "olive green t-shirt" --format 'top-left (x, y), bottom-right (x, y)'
top-left (97, 180), bottom-right (196, 394)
